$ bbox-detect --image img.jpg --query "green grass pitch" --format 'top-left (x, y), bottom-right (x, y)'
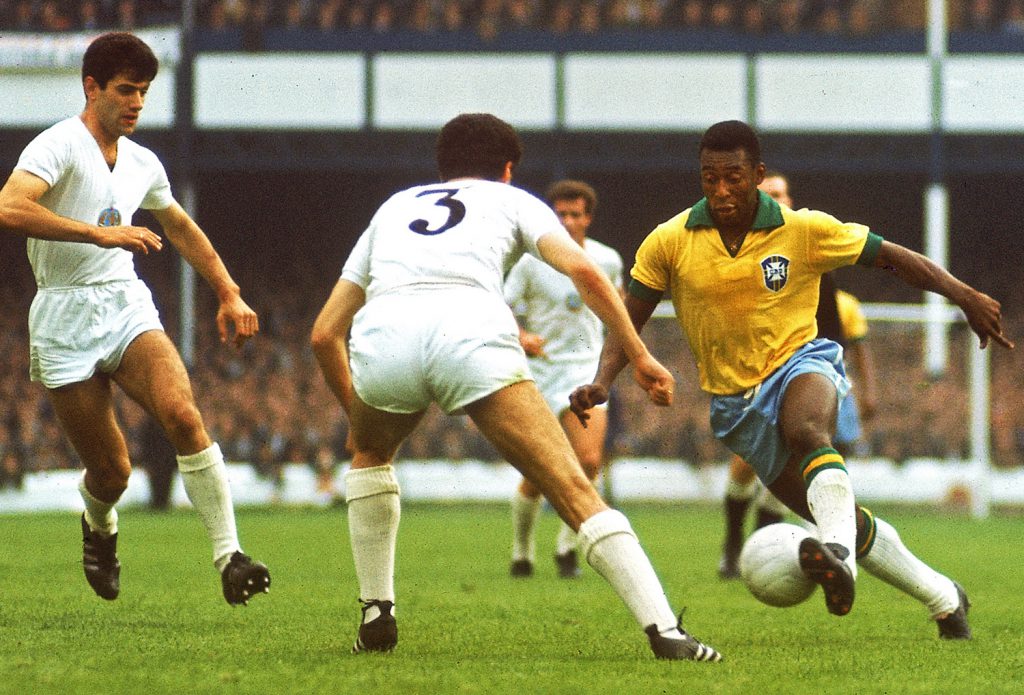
top-left (1, 503), bottom-right (1021, 694)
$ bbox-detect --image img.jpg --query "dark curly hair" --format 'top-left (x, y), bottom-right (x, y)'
top-left (82, 32), bottom-right (158, 89)
top-left (436, 113), bottom-right (523, 182)
top-left (699, 120), bottom-right (762, 165)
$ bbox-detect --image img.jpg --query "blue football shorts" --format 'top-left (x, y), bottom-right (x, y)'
top-left (709, 338), bottom-right (850, 485)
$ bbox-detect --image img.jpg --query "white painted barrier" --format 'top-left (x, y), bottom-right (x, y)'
top-left (2, 458), bottom-right (1022, 513)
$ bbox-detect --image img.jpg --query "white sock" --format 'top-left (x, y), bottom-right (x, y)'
top-left (346, 465), bottom-right (401, 621)
top-left (578, 509), bottom-right (680, 636)
top-left (858, 517), bottom-right (959, 618)
top-left (805, 468), bottom-right (858, 579)
top-left (78, 472), bottom-right (119, 536)
top-left (555, 522), bottom-right (577, 556)
top-left (177, 443), bottom-right (240, 572)
top-left (725, 476), bottom-right (760, 501)
top-left (510, 490), bottom-right (542, 562)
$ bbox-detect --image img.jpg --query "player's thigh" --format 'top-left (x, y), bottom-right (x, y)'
top-left (348, 395), bottom-right (425, 468)
top-left (113, 330), bottom-right (206, 449)
top-left (466, 382), bottom-right (604, 527)
top-left (113, 330), bottom-right (197, 416)
top-left (778, 371), bottom-right (839, 452)
top-left (560, 405), bottom-right (606, 477)
top-left (47, 374), bottom-right (130, 475)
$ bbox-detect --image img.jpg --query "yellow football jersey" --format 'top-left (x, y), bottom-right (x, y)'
top-left (630, 192), bottom-right (882, 395)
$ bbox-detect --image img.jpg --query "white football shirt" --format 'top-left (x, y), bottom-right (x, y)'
top-left (341, 179), bottom-right (568, 302)
top-left (504, 237), bottom-right (623, 365)
top-left (16, 116), bottom-right (174, 288)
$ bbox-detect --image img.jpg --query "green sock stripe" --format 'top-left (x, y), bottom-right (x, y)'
top-left (800, 447), bottom-right (846, 487)
top-left (856, 506), bottom-right (877, 558)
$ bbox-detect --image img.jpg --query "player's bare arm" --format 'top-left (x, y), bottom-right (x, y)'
top-left (150, 203), bottom-right (258, 348)
top-left (570, 292), bottom-right (660, 424)
top-left (0, 169), bottom-right (162, 254)
top-left (311, 278), bottom-right (365, 416)
top-left (846, 341), bottom-right (878, 420)
top-left (874, 240), bottom-right (1014, 350)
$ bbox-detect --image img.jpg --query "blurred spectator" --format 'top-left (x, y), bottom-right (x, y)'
top-left (676, 0), bottom-right (704, 28)
top-left (440, 0), bottom-right (467, 32)
top-left (707, 0), bottom-right (737, 30)
top-left (548, 0), bottom-right (575, 33)
top-left (962, 0), bottom-right (999, 31)
top-left (771, 0), bottom-right (806, 33)
top-left (507, 0), bottom-right (541, 30)
top-left (38, 0), bottom-right (72, 30)
top-left (813, 1), bottom-right (844, 34)
top-left (116, 0), bottom-right (138, 28)
top-left (606, 0), bottom-right (642, 28)
top-left (845, 0), bottom-right (877, 36)
top-left (11, 0), bottom-right (35, 29)
top-left (79, 0), bottom-right (105, 28)
top-left (739, 0), bottom-right (767, 33)
top-left (280, 0), bottom-right (307, 28)
top-left (406, 0), bottom-right (432, 31)
top-left (475, 8), bottom-right (501, 39)
top-left (314, 0), bottom-right (344, 31)
top-left (578, 0), bottom-right (601, 32)
top-left (1004, 0), bottom-right (1024, 33)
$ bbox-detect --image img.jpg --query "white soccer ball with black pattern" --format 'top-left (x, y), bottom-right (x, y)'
top-left (739, 523), bottom-right (816, 608)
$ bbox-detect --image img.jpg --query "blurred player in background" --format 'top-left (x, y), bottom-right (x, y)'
top-left (572, 120), bottom-right (1013, 639)
top-left (312, 113), bottom-right (721, 661)
top-left (718, 171), bottom-right (879, 579)
top-left (0, 32), bottom-right (270, 605)
top-left (504, 179), bottom-right (623, 580)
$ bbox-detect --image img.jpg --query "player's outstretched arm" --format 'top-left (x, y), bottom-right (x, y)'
top-left (0, 170), bottom-right (162, 254)
top-left (311, 278), bottom-right (366, 417)
top-left (151, 203), bottom-right (258, 348)
top-left (873, 240), bottom-right (1014, 350)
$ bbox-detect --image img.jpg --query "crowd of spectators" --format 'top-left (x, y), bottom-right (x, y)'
top-left (3, 0), bottom-right (1024, 38)
top-left (2, 257), bottom-right (1022, 495)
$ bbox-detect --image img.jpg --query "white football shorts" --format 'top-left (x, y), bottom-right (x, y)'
top-left (527, 357), bottom-right (605, 417)
top-left (29, 279), bottom-right (164, 388)
top-left (348, 292), bottom-right (532, 414)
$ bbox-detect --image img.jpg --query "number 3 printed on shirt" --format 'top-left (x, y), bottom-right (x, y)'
top-left (409, 188), bottom-right (466, 236)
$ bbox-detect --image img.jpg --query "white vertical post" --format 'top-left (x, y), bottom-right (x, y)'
top-left (179, 181), bottom-right (197, 369)
top-left (968, 334), bottom-right (991, 519)
top-left (924, 184), bottom-right (949, 375)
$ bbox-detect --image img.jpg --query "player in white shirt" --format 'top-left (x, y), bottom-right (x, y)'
top-left (0, 32), bottom-right (270, 605)
top-left (311, 113), bottom-right (721, 661)
top-left (504, 180), bottom-right (624, 579)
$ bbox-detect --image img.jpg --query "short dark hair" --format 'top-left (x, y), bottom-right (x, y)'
top-left (436, 113), bottom-right (523, 181)
top-left (699, 120), bottom-right (762, 165)
top-left (545, 179), bottom-right (597, 215)
top-left (82, 32), bottom-right (158, 89)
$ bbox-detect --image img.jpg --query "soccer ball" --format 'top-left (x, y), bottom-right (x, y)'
top-left (739, 523), bottom-right (816, 608)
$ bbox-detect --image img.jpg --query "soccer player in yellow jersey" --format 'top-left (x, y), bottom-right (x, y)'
top-left (718, 172), bottom-right (879, 580)
top-left (571, 120), bottom-right (1013, 639)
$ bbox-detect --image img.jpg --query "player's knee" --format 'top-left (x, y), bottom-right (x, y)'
top-left (783, 419), bottom-right (832, 455)
top-left (89, 459), bottom-right (131, 498)
top-left (158, 400), bottom-right (205, 448)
